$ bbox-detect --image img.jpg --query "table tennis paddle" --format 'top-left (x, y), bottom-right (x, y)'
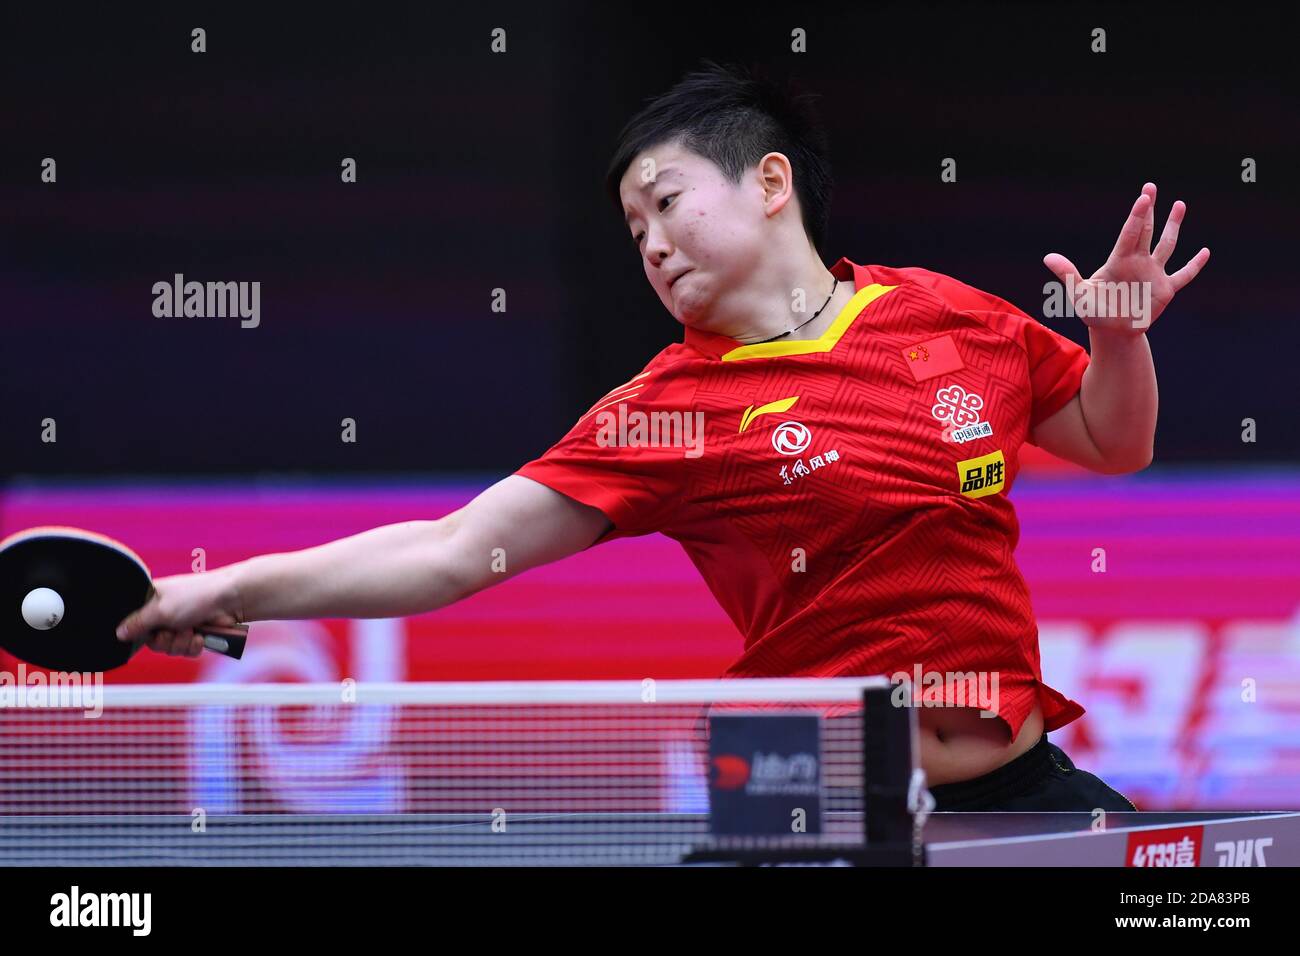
top-left (0, 526), bottom-right (247, 671)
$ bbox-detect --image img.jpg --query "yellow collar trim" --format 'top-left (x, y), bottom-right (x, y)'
top-left (719, 283), bottom-right (898, 362)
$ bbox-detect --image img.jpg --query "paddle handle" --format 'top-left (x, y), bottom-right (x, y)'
top-left (199, 624), bottom-right (249, 660)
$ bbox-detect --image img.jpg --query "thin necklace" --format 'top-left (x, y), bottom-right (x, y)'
top-left (744, 279), bottom-right (839, 345)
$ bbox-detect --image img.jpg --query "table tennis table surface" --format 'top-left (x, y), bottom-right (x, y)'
top-left (3, 810), bottom-right (1296, 866)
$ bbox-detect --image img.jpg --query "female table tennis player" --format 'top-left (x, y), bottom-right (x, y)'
top-left (118, 62), bottom-right (1209, 812)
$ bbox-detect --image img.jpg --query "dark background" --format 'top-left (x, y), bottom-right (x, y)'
top-left (3, 2), bottom-right (1296, 478)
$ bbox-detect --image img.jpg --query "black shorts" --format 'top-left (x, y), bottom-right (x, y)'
top-left (926, 734), bottom-right (1138, 812)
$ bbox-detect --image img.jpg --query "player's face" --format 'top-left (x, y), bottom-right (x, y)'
top-left (618, 141), bottom-right (767, 329)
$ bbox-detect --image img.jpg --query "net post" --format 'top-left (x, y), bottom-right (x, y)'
top-left (861, 684), bottom-right (915, 846)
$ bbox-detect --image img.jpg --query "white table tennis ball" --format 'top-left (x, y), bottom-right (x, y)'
top-left (22, 587), bottom-right (65, 630)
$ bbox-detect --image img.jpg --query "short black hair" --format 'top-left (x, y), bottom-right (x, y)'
top-left (604, 60), bottom-right (833, 256)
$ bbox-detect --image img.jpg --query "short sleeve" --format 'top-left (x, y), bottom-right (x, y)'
top-left (1021, 316), bottom-right (1090, 429)
top-left (513, 370), bottom-right (693, 543)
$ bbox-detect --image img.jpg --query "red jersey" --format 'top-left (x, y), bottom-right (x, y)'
top-left (515, 258), bottom-right (1089, 737)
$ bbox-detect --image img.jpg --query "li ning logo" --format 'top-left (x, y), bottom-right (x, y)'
top-left (594, 402), bottom-right (706, 459)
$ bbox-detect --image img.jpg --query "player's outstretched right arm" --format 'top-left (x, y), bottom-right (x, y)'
top-left (116, 475), bottom-right (613, 655)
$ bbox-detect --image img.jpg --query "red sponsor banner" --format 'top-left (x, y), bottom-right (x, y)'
top-left (2, 474), bottom-right (1299, 810)
top-left (1125, 825), bottom-right (1203, 867)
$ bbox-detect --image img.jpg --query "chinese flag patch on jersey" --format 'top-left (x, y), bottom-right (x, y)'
top-left (901, 335), bottom-right (964, 382)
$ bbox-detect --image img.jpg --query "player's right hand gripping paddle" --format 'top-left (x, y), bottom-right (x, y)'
top-left (0, 526), bottom-right (247, 672)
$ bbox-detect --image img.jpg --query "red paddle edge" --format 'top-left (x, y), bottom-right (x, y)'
top-left (0, 525), bottom-right (153, 578)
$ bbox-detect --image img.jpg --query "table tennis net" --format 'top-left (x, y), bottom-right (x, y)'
top-left (0, 678), bottom-right (882, 865)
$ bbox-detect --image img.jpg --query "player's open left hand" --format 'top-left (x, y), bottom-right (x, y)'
top-left (1042, 182), bottom-right (1210, 334)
